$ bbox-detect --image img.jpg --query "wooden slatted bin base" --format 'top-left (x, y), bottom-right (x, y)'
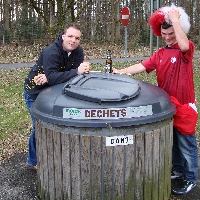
top-left (36, 118), bottom-right (173, 200)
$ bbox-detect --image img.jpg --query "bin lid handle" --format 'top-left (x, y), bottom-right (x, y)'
top-left (62, 73), bottom-right (140, 103)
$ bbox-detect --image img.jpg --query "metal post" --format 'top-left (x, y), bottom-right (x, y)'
top-left (3, 35), bottom-right (5, 46)
top-left (125, 0), bottom-right (128, 61)
top-left (156, 0), bottom-right (160, 50)
top-left (125, 26), bottom-right (127, 61)
top-left (150, 0), bottom-right (154, 55)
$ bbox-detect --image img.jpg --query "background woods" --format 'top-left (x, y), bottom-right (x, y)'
top-left (0, 0), bottom-right (200, 49)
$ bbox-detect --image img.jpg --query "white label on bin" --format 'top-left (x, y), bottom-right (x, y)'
top-left (63, 105), bottom-right (152, 119)
top-left (106, 135), bottom-right (133, 146)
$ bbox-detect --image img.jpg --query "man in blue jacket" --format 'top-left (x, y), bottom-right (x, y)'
top-left (24, 23), bottom-right (90, 169)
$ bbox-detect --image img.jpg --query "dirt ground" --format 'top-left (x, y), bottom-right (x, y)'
top-left (0, 153), bottom-right (39, 200)
top-left (0, 152), bottom-right (199, 200)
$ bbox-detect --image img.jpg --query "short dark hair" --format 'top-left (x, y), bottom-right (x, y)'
top-left (161, 21), bottom-right (172, 29)
top-left (64, 23), bottom-right (81, 34)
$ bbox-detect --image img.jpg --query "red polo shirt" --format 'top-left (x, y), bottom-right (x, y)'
top-left (142, 40), bottom-right (195, 105)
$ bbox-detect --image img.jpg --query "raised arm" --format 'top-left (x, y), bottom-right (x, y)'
top-left (168, 8), bottom-right (189, 52)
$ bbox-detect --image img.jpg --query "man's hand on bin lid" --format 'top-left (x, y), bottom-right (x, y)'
top-left (77, 62), bottom-right (91, 75)
top-left (112, 67), bottom-right (131, 75)
top-left (34, 74), bottom-right (48, 85)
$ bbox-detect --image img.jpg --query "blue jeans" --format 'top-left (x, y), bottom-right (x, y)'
top-left (23, 90), bottom-right (37, 166)
top-left (172, 128), bottom-right (198, 182)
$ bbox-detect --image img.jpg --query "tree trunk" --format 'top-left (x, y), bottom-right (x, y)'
top-left (4, 0), bottom-right (10, 32)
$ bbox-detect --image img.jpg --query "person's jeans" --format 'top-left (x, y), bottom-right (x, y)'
top-left (172, 127), bottom-right (199, 182)
top-left (23, 90), bottom-right (37, 166)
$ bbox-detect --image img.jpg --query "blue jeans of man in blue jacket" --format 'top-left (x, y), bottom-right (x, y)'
top-left (24, 90), bottom-right (37, 168)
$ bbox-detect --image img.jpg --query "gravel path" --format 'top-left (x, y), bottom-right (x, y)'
top-left (1, 54), bottom-right (200, 70)
top-left (0, 57), bottom-right (148, 70)
top-left (0, 153), bottom-right (39, 200)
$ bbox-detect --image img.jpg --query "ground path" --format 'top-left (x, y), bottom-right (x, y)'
top-left (0, 54), bottom-right (200, 69)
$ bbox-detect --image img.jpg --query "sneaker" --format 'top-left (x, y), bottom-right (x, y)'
top-left (172, 179), bottom-right (196, 194)
top-left (171, 171), bottom-right (184, 179)
top-left (26, 163), bottom-right (37, 170)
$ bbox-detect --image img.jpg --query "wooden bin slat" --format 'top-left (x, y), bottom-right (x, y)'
top-left (152, 129), bottom-right (160, 200)
top-left (158, 127), bottom-right (166, 200)
top-left (47, 130), bottom-right (54, 200)
top-left (91, 136), bottom-right (102, 199)
top-left (143, 131), bottom-right (153, 200)
top-left (61, 132), bottom-right (71, 200)
top-left (80, 136), bottom-right (91, 200)
top-left (124, 135), bottom-right (135, 200)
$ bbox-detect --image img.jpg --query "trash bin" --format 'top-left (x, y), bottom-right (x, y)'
top-left (32, 72), bottom-right (175, 200)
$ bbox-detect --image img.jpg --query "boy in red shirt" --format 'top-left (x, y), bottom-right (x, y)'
top-left (114, 4), bottom-right (198, 195)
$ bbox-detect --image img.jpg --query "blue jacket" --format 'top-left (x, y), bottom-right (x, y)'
top-left (24, 32), bottom-right (84, 100)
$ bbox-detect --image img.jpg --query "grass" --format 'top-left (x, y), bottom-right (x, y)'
top-left (0, 59), bottom-right (200, 162)
top-left (0, 68), bottom-right (31, 161)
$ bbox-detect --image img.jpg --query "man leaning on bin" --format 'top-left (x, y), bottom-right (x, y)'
top-left (23, 23), bottom-right (91, 170)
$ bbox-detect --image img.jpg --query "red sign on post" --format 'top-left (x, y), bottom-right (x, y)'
top-left (120, 7), bottom-right (130, 26)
